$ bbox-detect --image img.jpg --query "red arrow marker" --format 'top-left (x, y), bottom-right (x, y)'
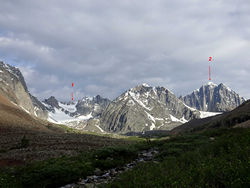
top-left (72, 83), bottom-right (74, 100)
top-left (208, 57), bottom-right (212, 80)
top-left (209, 65), bottom-right (211, 80)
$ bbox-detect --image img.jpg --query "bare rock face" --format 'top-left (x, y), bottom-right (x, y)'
top-left (75, 95), bottom-right (110, 117)
top-left (182, 82), bottom-right (245, 112)
top-left (43, 96), bottom-right (60, 111)
top-left (100, 84), bottom-right (201, 133)
top-left (0, 61), bottom-right (48, 119)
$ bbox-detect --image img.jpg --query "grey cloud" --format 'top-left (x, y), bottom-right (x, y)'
top-left (0, 0), bottom-right (249, 101)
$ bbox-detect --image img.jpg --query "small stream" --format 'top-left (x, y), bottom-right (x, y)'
top-left (60, 148), bottom-right (159, 188)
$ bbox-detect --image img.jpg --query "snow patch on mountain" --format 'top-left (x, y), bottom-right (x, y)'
top-left (44, 100), bottom-right (93, 124)
top-left (58, 102), bottom-right (77, 113)
top-left (48, 108), bottom-right (75, 123)
top-left (199, 111), bottom-right (221, 118)
top-left (207, 82), bottom-right (218, 87)
top-left (144, 110), bottom-right (156, 123)
top-left (81, 96), bottom-right (93, 101)
top-left (180, 116), bottom-right (188, 123)
top-left (169, 115), bottom-right (188, 124)
top-left (95, 124), bottom-right (105, 133)
top-left (128, 91), bottom-right (152, 111)
top-left (127, 99), bottom-right (135, 106)
top-left (142, 83), bottom-right (150, 87)
top-left (48, 107), bottom-right (93, 124)
top-left (183, 103), bottom-right (196, 111)
top-left (150, 123), bottom-right (155, 130)
top-left (20, 106), bottom-right (30, 114)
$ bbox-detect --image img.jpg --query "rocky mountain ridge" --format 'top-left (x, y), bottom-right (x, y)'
top-left (0, 61), bottom-right (246, 134)
top-left (182, 82), bottom-right (245, 112)
top-left (0, 61), bottom-right (47, 119)
top-left (42, 95), bottom-right (110, 131)
top-left (99, 84), bottom-right (219, 133)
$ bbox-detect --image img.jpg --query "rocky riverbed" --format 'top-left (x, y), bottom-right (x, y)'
top-left (60, 148), bottom-right (159, 188)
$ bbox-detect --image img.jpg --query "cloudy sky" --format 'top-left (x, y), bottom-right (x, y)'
top-left (0, 0), bottom-right (249, 101)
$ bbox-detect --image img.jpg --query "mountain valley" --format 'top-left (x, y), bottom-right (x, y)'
top-left (0, 61), bottom-right (249, 188)
top-left (0, 61), bottom-right (246, 135)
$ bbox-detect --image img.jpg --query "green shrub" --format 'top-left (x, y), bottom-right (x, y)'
top-left (106, 128), bottom-right (250, 188)
top-left (20, 135), bottom-right (29, 148)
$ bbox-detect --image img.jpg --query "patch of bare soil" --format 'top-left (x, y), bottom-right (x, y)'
top-left (0, 159), bottom-right (25, 168)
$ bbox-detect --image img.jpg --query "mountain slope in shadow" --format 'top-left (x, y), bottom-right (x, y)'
top-left (171, 99), bottom-right (250, 134)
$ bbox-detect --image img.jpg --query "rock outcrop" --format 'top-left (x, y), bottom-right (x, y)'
top-left (0, 61), bottom-right (48, 119)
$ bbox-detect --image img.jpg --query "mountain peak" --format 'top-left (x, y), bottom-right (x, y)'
top-left (183, 82), bottom-right (245, 112)
top-left (48, 96), bottom-right (57, 100)
top-left (206, 82), bottom-right (218, 87)
top-left (141, 83), bottom-right (150, 87)
top-left (43, 96), bottom-right (60, 109)
top-left (101, 83), bottom-right (202, 133)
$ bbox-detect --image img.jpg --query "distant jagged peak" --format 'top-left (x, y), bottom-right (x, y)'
top-left (141, 83), bottom-right (150, 87)
top-left (59, 100), bottom-right (75, 105)
top-left (197, 82), bottom-right (234, 92)
top-left (43, 96), bottom-right (60, 109)
top-left (183, 82), bottom-right (245, 112)
top-left (46, 96), bottom-right (58, 102)
top-left (203, 82), bottom-right (239, 94)
top-left (80, 95), bottom-right (110, 104)
top-left (125, 84), bottom-right (152, 96)
top-left (92, 95), bottom-right (110, 104)
top-left (81, 96), bottom-right (93, 102)
top-left (129, 84), bottom-right (175, 97)
top-left (116, 83), bottom-right (176, 105)
top-left (203, 81), bottom-right (218, 87)
top-left (132, 83), bottom-right (152, 90)
top-left (192, 82), bottom-right (243, 100)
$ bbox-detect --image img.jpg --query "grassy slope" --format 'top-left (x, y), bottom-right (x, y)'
top-left (106, 128), bottom-right (250, 188)
top-left (1, 93), bottom-right (249, 187)
top-left (0, 139), bottom-right (146, 188)
top-left (0, 128), bottom-right (249, 188)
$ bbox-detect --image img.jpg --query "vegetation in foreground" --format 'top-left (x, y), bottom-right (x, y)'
top-left (106, 128), bottom-right (250, 188)
top-left (0, 140), bottom-right (148, 188)
top-left (0, 128), bottom-right (249, 188)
